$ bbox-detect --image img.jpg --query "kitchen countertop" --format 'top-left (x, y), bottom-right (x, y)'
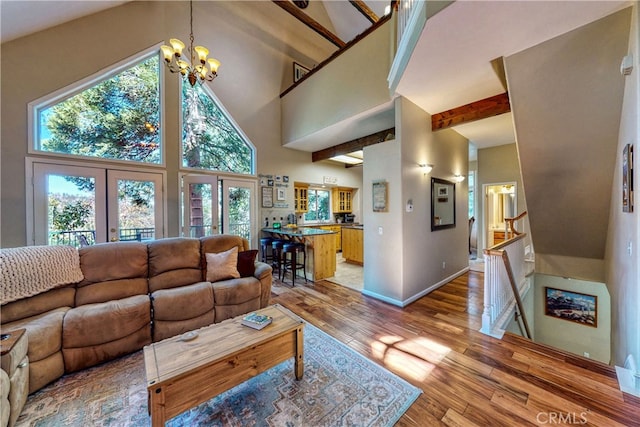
top-left (341, 225), bottom-right (363, 230)
top-left (262, 227), bottom-right (336, 236)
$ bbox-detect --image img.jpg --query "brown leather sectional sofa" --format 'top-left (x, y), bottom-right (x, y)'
top-left (0, 234), bottom-right (272, 425)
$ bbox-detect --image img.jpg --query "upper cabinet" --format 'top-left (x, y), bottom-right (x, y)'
top-left (294, 183), bottom-right (309, 213)
top-left (332, 187), bottom-right (353, 213)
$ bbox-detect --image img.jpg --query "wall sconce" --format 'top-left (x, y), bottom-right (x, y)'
top-left (419, 163), bottom-right (433, 175)
top-left (453, 174), bottom-right (465, 182)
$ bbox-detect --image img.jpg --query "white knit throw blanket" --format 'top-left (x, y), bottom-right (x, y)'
top-left (1, 245), bottom-right (84, 304)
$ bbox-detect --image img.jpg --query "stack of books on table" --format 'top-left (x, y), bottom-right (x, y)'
top-left (241, 312), bottom-right (273, 330)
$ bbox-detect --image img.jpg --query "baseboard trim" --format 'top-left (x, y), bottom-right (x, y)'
top-left (362, 267), bottom-right (470, 307)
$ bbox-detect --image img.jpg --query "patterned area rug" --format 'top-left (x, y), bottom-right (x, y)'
top-left (17, 323), bottom-right (420, 426)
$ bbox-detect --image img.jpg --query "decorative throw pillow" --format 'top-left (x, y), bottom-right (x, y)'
top-left (237, 249), bottom-right (258, 277)
top-left (205, 247), bottom-right (240, 282)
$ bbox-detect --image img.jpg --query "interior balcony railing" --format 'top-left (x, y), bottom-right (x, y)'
top-left (480, 233), bottom-right (534, 339)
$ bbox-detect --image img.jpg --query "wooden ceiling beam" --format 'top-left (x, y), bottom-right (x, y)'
top-left (272, 1), bottom-right (346, 49)
top-left (312, 128), bottom-right (395, 162)
top-left (349, 0), bottom-right (379, 24)
top-left (431, 92), bottom-right (511, 131)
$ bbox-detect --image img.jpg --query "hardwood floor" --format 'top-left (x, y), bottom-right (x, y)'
top-left (271, 272), bottom-right (640, 426)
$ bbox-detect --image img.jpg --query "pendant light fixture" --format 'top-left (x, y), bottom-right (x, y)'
top-left (161, 0), bottom-right (220, 87)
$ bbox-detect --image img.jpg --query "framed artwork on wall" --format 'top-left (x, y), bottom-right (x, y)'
top-left (261, 187), bottom-right (273, 208)
top-left (623, 143), bottom-right (633, 212)
top-left (293, 62), bottom-right (310, 82)
top-left (372, 181), bottom-right (388, 212)
top-left (545, 287), bottom-right (597, 328)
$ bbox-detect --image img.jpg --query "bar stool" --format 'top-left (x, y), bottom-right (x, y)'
top-left (271, 239), bottom-right (286, 278)
top-left (260, 237), bottom-right (274, 264)
top-left (281, 242), bottom-right (308, 286)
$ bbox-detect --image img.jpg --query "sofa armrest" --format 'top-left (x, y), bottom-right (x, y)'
top-left (253, 262), bottom-right (272, 308)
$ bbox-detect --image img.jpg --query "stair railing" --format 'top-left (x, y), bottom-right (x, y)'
top-left (480, 234), bottom-right (532, 339)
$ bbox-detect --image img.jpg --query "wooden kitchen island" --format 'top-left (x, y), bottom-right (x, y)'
top-left (262, 227), bottom-right (336, 281)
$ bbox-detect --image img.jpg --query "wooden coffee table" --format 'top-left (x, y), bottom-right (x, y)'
top-left (143, 304), bottom-right (304, 426)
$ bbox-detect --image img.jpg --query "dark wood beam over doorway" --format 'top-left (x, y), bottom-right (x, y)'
top-left (312, 128), bottom-right (395, 162)
top-left (272, 1), bottom-right (346, 49)
top-left (431, 92), bottom-right (511, 131)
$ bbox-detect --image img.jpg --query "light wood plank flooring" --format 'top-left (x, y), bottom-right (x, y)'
top-left (271, 272), bottom-right (640, 426)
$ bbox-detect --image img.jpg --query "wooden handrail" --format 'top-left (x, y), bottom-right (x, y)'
top-left (505, 210), bottom-right (527, 237)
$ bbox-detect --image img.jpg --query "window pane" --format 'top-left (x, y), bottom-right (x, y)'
top-left (47, 175), bottom-right (96, 247)
top-left (116, 179), bottom-right (156, 241)
top-left (182, 84), bottom-right (253, 174)
top-left (37, 55), bottom-right (161, 163)
top-left (304, 189), bottom-right (330, 222)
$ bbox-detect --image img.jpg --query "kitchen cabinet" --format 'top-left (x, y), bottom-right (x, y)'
top-left (332, 188), bottom-right (353, 213)
top-left (294, 183), bottom-right (309, 213)
top-left (320, 225), bottom-right (342, 252)
top-left (342, 227), bottom-right (363, 265)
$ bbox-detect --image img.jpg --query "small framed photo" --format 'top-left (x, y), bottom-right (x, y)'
top-left (545, 287), bottom-right (597, 327)
top-left (267, 179), bottom-right (274, 187)
top-left (283, 176), bottom-right (289, 183)
top-left (277, 188), bottom-right (286, 201)
top-left (293, 62), bottom-right (310, 82)
top-left (438, 186), bottom-right (448, 197)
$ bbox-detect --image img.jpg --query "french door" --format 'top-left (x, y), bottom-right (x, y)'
top-left (181, 174), bottom-right (256, 247)
top-left (30, 162), bottom-right (165, 246)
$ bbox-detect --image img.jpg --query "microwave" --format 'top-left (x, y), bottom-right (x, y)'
top-left (344, 214), bottom-right (356, 223)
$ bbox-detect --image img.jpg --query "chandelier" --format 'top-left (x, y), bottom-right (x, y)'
top-left (161, 0), bottom-right (220, 87)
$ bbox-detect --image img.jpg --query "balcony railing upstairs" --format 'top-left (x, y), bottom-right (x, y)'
top-left (480, 233), bottom-right (534, 339)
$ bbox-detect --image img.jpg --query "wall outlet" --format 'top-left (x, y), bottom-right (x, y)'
top-left (378, 226), bottom-right (383, 235)
top-left (584, 352), bottom-right (590, 358)
top-left (442, 261), bottom-right (446, 269)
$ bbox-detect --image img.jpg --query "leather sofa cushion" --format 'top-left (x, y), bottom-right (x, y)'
top-left (148, 238), bottom-right (202, 292)
top-left (2, 307), bottom-right (69, 363)
top-left (0, 287), bottom-right (75, 324)
top-left (77, 242), bottom-right (149, 305)
top-left (63, 326), bottom-right (150, 373)
top-left (151, 282), bottom-right (214, 321)
top-left (212, 277), bottom-right (261, 305)
top-left (75, 278), bottom-right (148, 306)
top-left (63, 295), bottom-right (150, 348)
top-left (78, 242), bottom-right (148, 286)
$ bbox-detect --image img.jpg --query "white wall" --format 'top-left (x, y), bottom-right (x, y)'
top-left (606, 2), bottom-right (640, 369)
top-left (362, 96), bottom-right (469, 305)
top-left (0, 1), bottom-right (339, 247)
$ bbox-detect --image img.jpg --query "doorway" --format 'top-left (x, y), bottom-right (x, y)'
top-left (483, 182), bottom-right (517, 249)
top-left (30, 161), bottom-right (165, 246)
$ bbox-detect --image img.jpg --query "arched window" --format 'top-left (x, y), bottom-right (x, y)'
top-left (182, 83), bottom-right (254, 174)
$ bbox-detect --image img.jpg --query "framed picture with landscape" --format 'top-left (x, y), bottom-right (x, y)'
top-left (545, 287), bottom-right (597, 328)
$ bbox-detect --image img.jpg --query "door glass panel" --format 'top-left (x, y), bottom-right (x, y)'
top-left (221, 179), bottom-right (255, 246)
top-left (187, 182), bottom-right (215, 237)
top-left (181, 174), bottom-right (218, 237)
top-left (115, 178), bottom-right (156, 241)
top-left (107, 170), bottom-right (164, 242)
top-left (226, 186), bottom-right (251, 240)
top-left (46, 174), bottom-right (97, 247)
top-left (32, 163), bottom-right (106, 246)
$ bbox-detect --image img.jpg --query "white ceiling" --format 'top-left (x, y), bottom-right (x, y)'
top-left (396, 0), bottom-right (630, 151)
top-left (0, 0), bottom-right (631, 156)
